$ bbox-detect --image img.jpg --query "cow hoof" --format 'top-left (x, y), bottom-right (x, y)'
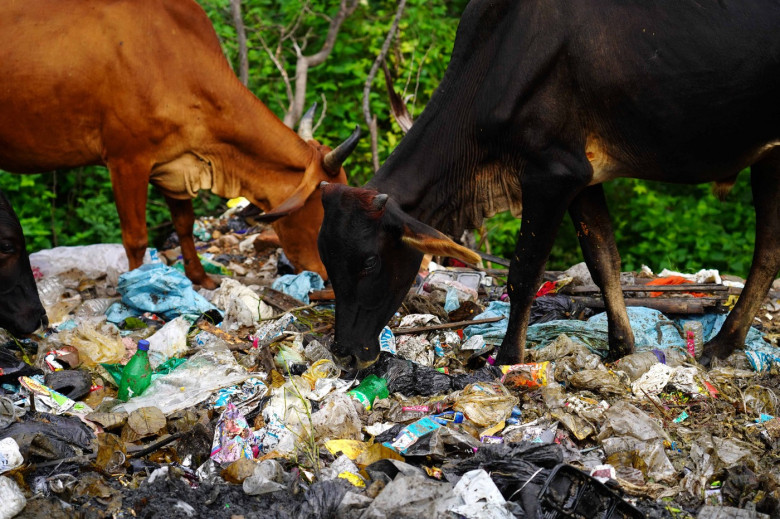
top-left (196, 275), bottom-right (219, 290)
top-left (699, 340), bottom-right (734, 368)
top-left (605, 345), bottom-right (634, 364)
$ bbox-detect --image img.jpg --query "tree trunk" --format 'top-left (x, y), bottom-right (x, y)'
top-left (230, 0), bottom-right (249, 86)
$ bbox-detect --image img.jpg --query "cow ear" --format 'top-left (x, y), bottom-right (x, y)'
top-left (400, 219), bottom-right (481, 265)
top-left (254, 165), bottom-right (320, 222)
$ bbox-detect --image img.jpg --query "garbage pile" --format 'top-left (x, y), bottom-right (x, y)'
top-left (1, 202), bottom-right (779, 519)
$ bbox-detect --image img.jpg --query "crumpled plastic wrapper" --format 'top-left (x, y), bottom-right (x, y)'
top-left (210, 403), bottom-right (259, 464)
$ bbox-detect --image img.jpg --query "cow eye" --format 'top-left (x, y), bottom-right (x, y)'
top-left (361, 255), bottom-right (380, 275)
top-left (0, 242), bottom-right (14, 254)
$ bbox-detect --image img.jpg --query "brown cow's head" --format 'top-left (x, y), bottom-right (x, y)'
top-left (255, 107), bottom-right (360, 280)
top-left (0, 190), bottom-right (47, 335)
top-left (318, 183), bottom-right (480, 368)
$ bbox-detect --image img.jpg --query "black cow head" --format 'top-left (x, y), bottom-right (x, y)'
top-left (0, 190), bottom-right (47, 335)
top-left (318, 183), bottom-right (480, 368)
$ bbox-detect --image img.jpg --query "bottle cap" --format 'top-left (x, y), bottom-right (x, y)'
top-left (137, 339), bottom-right (150, 351)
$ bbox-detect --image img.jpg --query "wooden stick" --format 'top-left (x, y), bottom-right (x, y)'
top-left (570, 284), bottom-right (731, 294)
top-left (391, 315), bottom-right (504, 335)
top-left (570, 296), bottom-right (711, 314)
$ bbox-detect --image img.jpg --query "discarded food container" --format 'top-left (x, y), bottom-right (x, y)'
top-left (117, 339), bottom-right (152, 402)
top-left (348, 374), bottom-right (389, 411)
top-left (683, 320), bottom-right (704, 359)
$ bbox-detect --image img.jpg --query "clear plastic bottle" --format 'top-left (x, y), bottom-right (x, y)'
top-left (303, 340), bottom-right (334, 363)
top-left (683, 321), bottom-right (704, 359)
top-left (117, 339), bottom-right (152, 401)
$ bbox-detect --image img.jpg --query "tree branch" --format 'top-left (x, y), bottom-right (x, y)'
top-left (362, 0), bottom-right (408, 171)
top-left (230, 0), bottom-right (249, 86)
top-left (283, 0), bottom-right (359, 127)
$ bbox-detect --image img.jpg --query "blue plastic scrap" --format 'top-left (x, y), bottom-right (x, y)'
top-left (444, 287), bottom-right (461, 313)
top-left (271, 271), bottom-right (324, 304)
top-left (463, 302), bottom-right (773, 368)
top-left (106, 263), bottom-right (218, 323)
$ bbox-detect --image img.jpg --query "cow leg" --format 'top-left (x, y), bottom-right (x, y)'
top-left (568, 185), bottom-right (635, 361)
top-left (495, 165), bottom-right (587, 365)
top-left (109, 164), bottom-right (150, 271)
top-left (700, 156), bottom-right (780, 366)
top-left (164, 196), bottom-right (218, 289)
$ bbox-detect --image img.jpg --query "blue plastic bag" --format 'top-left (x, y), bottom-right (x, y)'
top-left (271, 271), bottom-right (324, 304)
top-left (106, 263), bottom-right (217, 323)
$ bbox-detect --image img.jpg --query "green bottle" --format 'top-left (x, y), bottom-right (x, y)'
top-left (117, 339), bottom-right (152, 401)
top-left (348, 374), bottom-right (389, 410)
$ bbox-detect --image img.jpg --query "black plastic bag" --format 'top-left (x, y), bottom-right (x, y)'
top-left (293, 479), bottom-right (353, 519)
top-left (530, 295), bottom-right (592, 325)
top-left (4, 411), bottom-right (94, 460)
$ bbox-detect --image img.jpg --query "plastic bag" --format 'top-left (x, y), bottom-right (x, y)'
top-left (396, 335), bottom-right (434, 366)
top-left (453, 382), bottom-right (519, 428)
top-left (3, 412), bottom-right (94, 461)
top-left (359, 475), bottom-right (453, 519)
top-left (312, 393), bottom-right (363, 442)
top-left (58, 317), bottom-right (125, 366)
top-left (530, 294), bottom-right (592, 324)
top-left (29, 243), bottom-right (158, 285)
top-left (447, 469), bottom-right (515, 519)
top-left (271, 271), bottom-right (324, 304)
top-left (0, 438), bottom-right (23, 475)
top-left (211, 278), bottom-right (273, 330)
top-left (0, 476), bottom-right (26, 519)
top-left (568, 369), bottom-right (626, 395)
top-left (106, 263), bottom-right (217, 323)
top-left (146, 316), bottom-right (192, 368)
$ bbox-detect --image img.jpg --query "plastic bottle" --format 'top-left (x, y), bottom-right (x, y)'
top-left (683, 321), bottom-right (704, 359)
top-left (303, 340), bottom-right (334, 363)
top-left (347, 374), bottom-right (389, 410)
top-left (613, 348), bottom-right (685, 381)
top-left (117, 339), bottom-right (152, 401)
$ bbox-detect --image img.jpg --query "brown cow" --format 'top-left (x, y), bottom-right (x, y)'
top-left (0, 0), bottom-right (359, 289)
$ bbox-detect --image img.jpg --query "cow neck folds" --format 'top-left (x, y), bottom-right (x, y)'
top-left (206, 125), bottom-right (315, 212)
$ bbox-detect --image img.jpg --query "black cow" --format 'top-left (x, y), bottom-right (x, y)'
top-left (0, 189), bottom-right (47, 335)
top-left (318, 0), bottom-right (780, 368)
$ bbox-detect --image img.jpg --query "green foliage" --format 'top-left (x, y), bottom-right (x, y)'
top-left (0, 0), bottom-right (760, 280)
top-left (0, 168), bottom-right (221, 251)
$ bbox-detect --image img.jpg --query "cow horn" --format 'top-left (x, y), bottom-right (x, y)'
top-left (383, 62), bottom-right (413, 133)
top-left (371, 193), bottom-right (388, 211)
top-left (323, 125), bottom-right (361, 176)
top-left (298, 103), bottom-right (317, 141)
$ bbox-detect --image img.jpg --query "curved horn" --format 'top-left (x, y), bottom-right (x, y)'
top-left (298, 103), bottom-right (317, 141)
top-left (323, 125), bottom-right (361, 176)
